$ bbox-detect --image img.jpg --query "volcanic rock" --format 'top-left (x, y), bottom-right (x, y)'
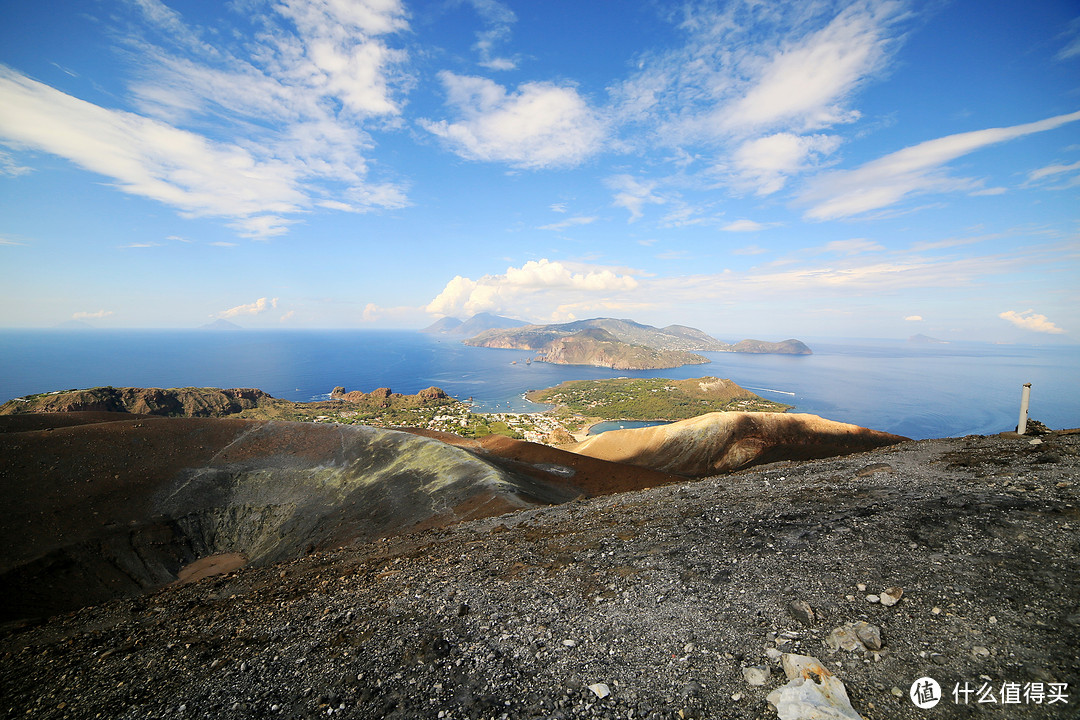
top-left (0, 414), bottom-right (681, 620)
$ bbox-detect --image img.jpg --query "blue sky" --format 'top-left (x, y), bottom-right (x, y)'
top-left (1, 0), bottom-right (1078, 342)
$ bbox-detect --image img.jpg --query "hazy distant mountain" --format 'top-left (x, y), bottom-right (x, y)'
top-left (421, 312), bottom-right (527, 337)
top-left (909, 333), bottom-right (949, 344)
top-left (200, 319), bottom-right (243, 330)
top-left (421, 317), bottom-right (463, 334)
top-left (729, 338), bottom-right (813, 354)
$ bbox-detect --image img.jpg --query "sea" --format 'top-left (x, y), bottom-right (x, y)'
top-left (1, 329), bottom-right (1077, 441)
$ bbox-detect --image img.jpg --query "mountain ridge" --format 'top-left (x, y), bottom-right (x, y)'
top-left (463, 317), bottom-right (812, 368)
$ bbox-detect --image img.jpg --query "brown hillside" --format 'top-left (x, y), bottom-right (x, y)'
top-left (567, 411), bottom-right (909, 476)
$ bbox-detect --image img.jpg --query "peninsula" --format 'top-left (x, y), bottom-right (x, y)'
top-left (526, 376), bottom-right (791, 422)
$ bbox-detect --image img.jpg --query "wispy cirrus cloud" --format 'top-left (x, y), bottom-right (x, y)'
top-left (799, 110), bottom-right (1080, 220)
top-left (421, 73), bottom-right (606, 169)
top-left (538, 216), bottom-right (597, 231)
top-left (0, 0), bottom-right (412, 238)
top-left (1024, 159), bottom-right (1080, 188)
top-left (459, 0), bottom-right (519, 71)
top-left (606, 0), bottom-right (908, 205)
top-left (721, 219), bottom-right (768, 232)
top-left (606, 174), bottom-right (666, 222)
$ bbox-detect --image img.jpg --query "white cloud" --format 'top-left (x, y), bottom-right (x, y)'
top-left (0, 67), bottom-right (308, 237)
top-left (721, 219), bottom-right (767, 232)
top-left (0, 147), bottom-right (31, 176)
top-left (800, 110), bottom-right (1080, 220)
top-left (0, 0), bottom-right (413, 238)
top-left (606, 174), bottom-right (665, 222)
top-left (612, 1), bottom-right (903, 146)
top-left (999, 309), bottom-right (1065, 334)
top-left (1025, 159), bottom-right (1080, 185)
top-left (732, 244), bottom-right (768, 255)
top-left (218, 297), bottom-right (279, 318)
top-left (1057, 17), bottom-right (1080, 61)
top-left (549, 202), bottom-right (568, 213)
top-left (421, 72), bottom-right (606, 169)
top-left (905, 315), bottom-right (923, 321)
top-left (538, 216), bottom-right (597, 231)
top-left (720, 2), bottom-right (896, 134)
top-left (426, 258), bottom-right (639, 319)
top-left (73, 309), bottom-right (114, 320)
top-left (732, 132), bottom-right (842, 194)
top-left (822, 238), bottom-right (884, 255)
top-left (119, 241), bottom-right (164, 249)
top-left (461, 0), bottom-right (519, 70)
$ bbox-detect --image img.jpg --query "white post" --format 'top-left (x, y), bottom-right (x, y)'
top-left (1017, 383), bottom-right (1032, 435)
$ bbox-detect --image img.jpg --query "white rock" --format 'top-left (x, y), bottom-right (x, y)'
top-left (766, 648), bottom-right (784, 664)
top-left (742, 665), bottom-right (772, 686)
top-left (588, 683), bottom-right (611, 699)
top-left (562, 639), bottom-right (577, 647)
top-left (766, 654), bottom-right (863, 720)
top-left (865, 594), bottom-right (880, 604)
top-left (879, 587), bottom-right (903, 607)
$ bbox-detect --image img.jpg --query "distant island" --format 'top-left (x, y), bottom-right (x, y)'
top-left (909, 333), bottom-right (949, 344)
top-left (200, 318), bottom-right (244, 331)
top-left (450, 316), bottom-right (811, 369)
top-left (421, 311), bottom-right (527, 337)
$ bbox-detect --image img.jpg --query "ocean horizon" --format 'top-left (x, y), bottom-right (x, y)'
top-left (1, 329), bottom-right (1077, 441)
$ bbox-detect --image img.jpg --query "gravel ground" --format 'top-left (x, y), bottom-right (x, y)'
top-left (2, 431), bottom-right (1078, 720)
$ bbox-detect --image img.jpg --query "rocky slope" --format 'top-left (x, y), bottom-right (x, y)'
top-left (1, 429), bottom-right (1077, 719)
top-left (0, 413), bottom-right (681, 621)
top-left (0, 386), bottom-right (272, 417)
top-left (567, 412), bottom-right (909, 476)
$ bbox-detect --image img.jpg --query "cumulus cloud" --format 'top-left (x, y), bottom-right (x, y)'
top-left (425, 259), bottom-right (639, 319)
top-left (218, 297), bottom-right (279, 318)
top-left (73, 309), bottom-right (114, 320)
top-left (421, 73), bottom-right (606, 169)
top-left (999, 309), bottom-right (1065, 334)
top-left (905, 315), bottom-right (923, 321)
top-left (800, 110), bottom-right (1080, 220)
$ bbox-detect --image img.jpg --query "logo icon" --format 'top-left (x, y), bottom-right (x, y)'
top-left (910, 677), bottom-right (942, 708)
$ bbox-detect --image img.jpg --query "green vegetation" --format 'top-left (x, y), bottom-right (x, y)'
top-left (525, 376), bottom-right (791, 421)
